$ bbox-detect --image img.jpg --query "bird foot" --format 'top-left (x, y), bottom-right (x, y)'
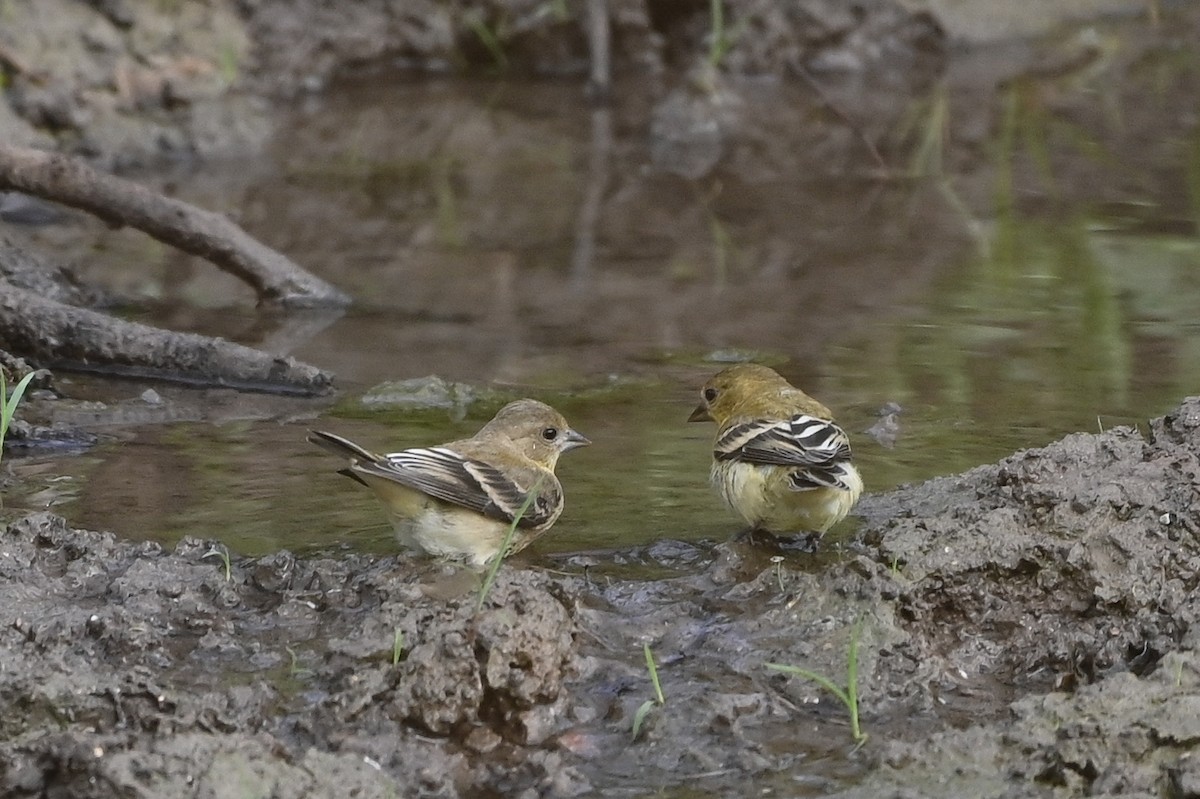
top-left (734, 527), bottom-right (821, 554)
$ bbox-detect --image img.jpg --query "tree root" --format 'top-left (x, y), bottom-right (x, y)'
top-left (0, 144), bottom-right (349, 308)
top-left (0, 278), bottom-right (333, 396)
top-left (0, 145), bottom-right (343, 395)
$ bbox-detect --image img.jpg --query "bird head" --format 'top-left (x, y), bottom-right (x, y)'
top-left (482, 398), bottom-right (590, 468)
top-left (688, 363), bottom-right (800, 425)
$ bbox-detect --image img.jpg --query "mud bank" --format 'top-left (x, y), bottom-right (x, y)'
top-left (3, 398), bottom-right (1200, 796)
top-left (0, 0), bottom-right (944, 170)
top-left (1, 0), bottom-right (1158, 171)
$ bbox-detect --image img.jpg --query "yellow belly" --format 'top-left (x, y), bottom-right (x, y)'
top-left (711, 460), bottom-right (862, 534)
top-left (364, 477), bottom-right (512, 567)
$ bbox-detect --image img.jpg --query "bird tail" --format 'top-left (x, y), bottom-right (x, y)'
top-left (307, 430), bottom-right (381, 463)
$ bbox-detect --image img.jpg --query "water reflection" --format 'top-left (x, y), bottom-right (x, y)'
top-left (5, 59), bottom-right (1200, 558)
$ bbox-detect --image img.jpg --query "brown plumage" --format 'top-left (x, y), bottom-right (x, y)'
top-left (309, 399), bottom-right (589, 567)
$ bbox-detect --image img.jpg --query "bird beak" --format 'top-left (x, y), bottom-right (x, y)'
top-left (688, 404), bottom-right (712, 423)
top-left (563, 429), bottom-right (591, 450)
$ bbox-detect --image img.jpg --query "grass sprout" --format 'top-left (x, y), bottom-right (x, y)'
top-left (534, 0), bottom-right (569, 22)
top-left (631, 643), bottom-right (666, 741)
top-left (0, 369), bottom-right (37, 467)
top-left (476, 475), bottom-right (544, 611)
top-left (286, 646), bottom-right (313, 678)
top-left (706, 0), bottom-right (744, 67)
top-left (708, 0), bottom-right (726, 66)
top-left (766, 619), bottom-right (867, 745)
top-left (201, 544), bottom-right (233, 582)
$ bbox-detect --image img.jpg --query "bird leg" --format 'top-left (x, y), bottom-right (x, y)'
top-left (734, 527), bottom-right (821, 553)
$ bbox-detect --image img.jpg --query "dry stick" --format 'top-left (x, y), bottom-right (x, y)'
top-left (0, 280), bottom-right (334, 396)
top-left (794, 65), bottom-right (889, 175)
top-left (0, 145), bottom-right (350, 308)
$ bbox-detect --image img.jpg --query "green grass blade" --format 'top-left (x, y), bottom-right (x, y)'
top-left (631, 698), bottom-right (656, 741)
top-left (766, 618), bottom-right (868, 744)
top-left (644, 643), bottom-right (665, 705)
top-left (765, 662), bottom-right (851, 708)
top-left (846, 620), bottom-right (865, 742)
top-left (0, 370), bottom-right (38, 468)
top-left (476, 475), bottom-right (544, 611)
top-left (632, 644), bottom-right (666, 741)
top-left (10, 370), bottom-right (35, 404)
top-left (466, 14), bottom-right (508, 70)
top-left (708, 0), bottom-right (725, 66)
top-left (201, 544), bottom-right (233, 581)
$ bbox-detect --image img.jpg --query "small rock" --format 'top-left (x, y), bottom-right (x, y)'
top-left (360, 375), bottom-right (483, 418)
top-left (865, 401), bottom-right (903, 449)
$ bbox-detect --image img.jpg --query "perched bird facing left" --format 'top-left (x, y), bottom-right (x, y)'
top-left (688, 364), bottom-right (862, 546)
top-left (309, 399), bottom-right (589, 567)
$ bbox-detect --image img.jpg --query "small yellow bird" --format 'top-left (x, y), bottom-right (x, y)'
top-left (688, 364), bottom-right (862, 546)
top-left (309, 399), bottom-right (589, 567)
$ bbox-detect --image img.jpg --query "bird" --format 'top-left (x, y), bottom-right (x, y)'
top-left (308, 399), bottom-right (589, 567)
top-left (688, 363), bottom-right (862, 547)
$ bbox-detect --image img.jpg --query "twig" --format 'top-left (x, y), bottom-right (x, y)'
top-left (795, 65), bottom-right (888, 174)
top-left (0, 145), bottom-right (349, 308)
top-left (0, 279), bottom-right (334, 395)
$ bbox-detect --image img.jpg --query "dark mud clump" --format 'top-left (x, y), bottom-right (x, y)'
top-left (6, 398), bottom-right (1200, 796)
top-left (0, 517), bottom-right (585, 797)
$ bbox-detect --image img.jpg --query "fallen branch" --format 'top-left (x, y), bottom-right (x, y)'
top-left (0, 280), bottom-right (334, 395)
top-left (0, 145), bottom-right (350, 308)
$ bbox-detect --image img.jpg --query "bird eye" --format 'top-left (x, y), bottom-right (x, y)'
top-left (703, 388), bottom-right (718, 403)
top-left (541, 427), bottom-right (559, 441)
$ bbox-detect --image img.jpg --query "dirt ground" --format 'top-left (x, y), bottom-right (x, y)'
top-left (2, 397), bottom-right (1199, 796)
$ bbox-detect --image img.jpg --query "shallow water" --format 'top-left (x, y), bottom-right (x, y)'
top-left (7, 61), bottom-right (1200, 563)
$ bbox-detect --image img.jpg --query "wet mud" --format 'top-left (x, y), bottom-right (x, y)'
top-left (2, 0), bottom-right (1197, 796)
top-left (5, 398), bottom-right (1200, 797)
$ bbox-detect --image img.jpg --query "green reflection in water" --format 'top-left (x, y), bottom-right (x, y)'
top-left (32, 197), bottom-right (1200, 559)
top-left (829, 196), bottom-right (1199, 495)
top-left (40, 381), bottom-right (726, 558)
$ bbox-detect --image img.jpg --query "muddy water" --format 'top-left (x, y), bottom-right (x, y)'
top-left (9, 71), bottom-right (1200, 561)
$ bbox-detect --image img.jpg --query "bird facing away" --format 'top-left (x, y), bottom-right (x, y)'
top-left (308, 399), bottom-right (589, 567)
top-left (688, 363), bottom-right (862, 544)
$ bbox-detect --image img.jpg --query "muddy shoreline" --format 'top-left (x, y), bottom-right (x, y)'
top-left (4, 398), bottom-right (1199, 796)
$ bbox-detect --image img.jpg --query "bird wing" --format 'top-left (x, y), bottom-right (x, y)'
top-left (355, 446), bottom-right (561, 529)
top-left (714, 415), bottom-right (856, 491)
top-left (308, 430), bottom-right (381, 462)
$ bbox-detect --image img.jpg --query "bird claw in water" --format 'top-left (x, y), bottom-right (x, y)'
top-left (735, 527), bottom-right (821, 554)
